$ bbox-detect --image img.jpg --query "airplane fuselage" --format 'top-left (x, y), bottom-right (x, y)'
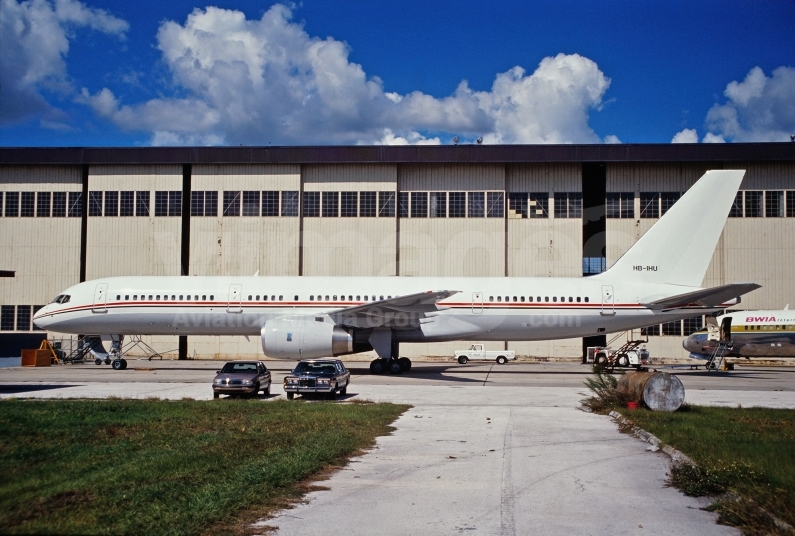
top-left (684, 309), bottom-right (795, 359)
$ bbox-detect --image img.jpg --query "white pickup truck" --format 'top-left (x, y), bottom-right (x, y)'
top-left (455, 344), bottom-right (516, 364)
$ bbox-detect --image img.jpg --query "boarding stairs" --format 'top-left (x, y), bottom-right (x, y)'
top-left (59, 336), bottom-right (93, 364)
top-left (705, 341), bottom-right (732, 371)
top-left (605, 330), bottom-right (649, 367)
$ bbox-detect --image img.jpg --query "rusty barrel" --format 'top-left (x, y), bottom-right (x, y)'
top-left (617, 371), bottom-right (685, 412)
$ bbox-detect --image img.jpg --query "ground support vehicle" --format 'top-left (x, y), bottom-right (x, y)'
top-left (212, 361), bottom-right (271, 398)
top-left (586, 341), bottom-right (649, 369)
top-left (283, 359), bottom-right (351, 400)
top-left (455, 344), bottom-right (516, 364)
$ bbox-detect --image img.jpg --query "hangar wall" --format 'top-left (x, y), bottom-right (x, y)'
top-left (1, 146), bottom-right (793, 361)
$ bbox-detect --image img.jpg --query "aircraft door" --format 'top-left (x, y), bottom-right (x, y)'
top-left (227, 284), bottom-right (243, 313)
top-left (719, 317), bottom-right (732, 342)
top-left (472, 292), bottom-right (483, 314)
top-left (92, 283), bottom-right (108, 313)
top-left (600, 285), bottom-right (615, 316)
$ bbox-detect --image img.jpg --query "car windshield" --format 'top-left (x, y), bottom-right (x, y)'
top-left (220, 362), bottom-right (258, 373)
top-left (292, 362), bottom-right (337, 375)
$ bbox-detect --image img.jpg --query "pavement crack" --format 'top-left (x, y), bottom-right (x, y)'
top-left (500, 407), bottom-right (516, 536)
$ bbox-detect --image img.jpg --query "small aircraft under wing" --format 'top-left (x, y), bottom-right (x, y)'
top-left (646, 283), bottom-right (761, 311)
top-left (329, 290), bottom-right (460, 329)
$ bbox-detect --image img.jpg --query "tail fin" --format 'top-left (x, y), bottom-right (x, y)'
top-left (605, 169), bottom-right (745, 287)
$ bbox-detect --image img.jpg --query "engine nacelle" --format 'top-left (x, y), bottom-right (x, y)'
top-left (261, 317), bottom-right (353, 359)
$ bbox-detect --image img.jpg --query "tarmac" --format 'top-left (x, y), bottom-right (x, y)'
top-left (3, 359), bottom-right (795, 535)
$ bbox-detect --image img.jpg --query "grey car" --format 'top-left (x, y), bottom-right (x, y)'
top-left (283, 359), bottom-right (351, 400)
top-left (212, 361), bottom-right (271, 399)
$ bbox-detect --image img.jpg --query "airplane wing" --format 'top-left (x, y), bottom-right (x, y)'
top-left (328, 290), bottom-right (460, 329)
top-left (645, 283), bottom-right (760, 311)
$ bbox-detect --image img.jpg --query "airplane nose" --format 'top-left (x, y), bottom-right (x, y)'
top-left (682, 333), bottom-right (703, 353)
top-left (32, 306), bottom-right (52, 329)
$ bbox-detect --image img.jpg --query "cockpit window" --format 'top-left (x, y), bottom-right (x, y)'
top-left (60, 295), bottom-right (70, 304)
top-left (51, 295), bottom-right (63, 304)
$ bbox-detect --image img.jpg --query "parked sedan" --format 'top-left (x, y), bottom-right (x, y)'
top-left (212, 361), bottom-right (271, 399)
top-left (283, 359), bottom-right (351, 400)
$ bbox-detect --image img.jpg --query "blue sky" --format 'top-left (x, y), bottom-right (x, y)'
top-left (1, 0), bottom-right (794, 146)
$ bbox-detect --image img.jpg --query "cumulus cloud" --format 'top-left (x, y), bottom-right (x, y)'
top-left (671, 128), bottom-right (698, 143)
top-left (82, 4), bottom-right (614, 145)
top-left (703, 66), bottom-right (795, 142)
top-left (0, 0), bottom-right (128, 124)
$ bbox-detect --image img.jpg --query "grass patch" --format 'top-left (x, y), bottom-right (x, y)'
top-left (618, 405), bottom-right (795, 534)
top-left (0, 399), bottom-right (408, 535)
top-left (581, 366), bottom-right (632, 414)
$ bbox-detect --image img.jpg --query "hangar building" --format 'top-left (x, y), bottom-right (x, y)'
top-left (1, 144), bottom-right (794, 361)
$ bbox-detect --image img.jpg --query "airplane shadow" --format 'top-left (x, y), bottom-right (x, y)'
top-left (0, 384), bottom-right (79, 394)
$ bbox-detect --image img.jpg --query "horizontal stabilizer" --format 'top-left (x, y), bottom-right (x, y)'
top-left (645, 283), bottom-right (760, 310)
top-left (329, 290), bottom-right (460, 329)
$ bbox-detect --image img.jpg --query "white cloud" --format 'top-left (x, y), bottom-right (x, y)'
top-left (704, 66), bottom-right (795, 142)
top-left (603, 134), bottom-right (622, 144)
top-left (671, 128), bottom-right (698, 143)
top-left (83, 4), bottom-right (615, 145)
top-left (0, 0), bottom-right (127, 124)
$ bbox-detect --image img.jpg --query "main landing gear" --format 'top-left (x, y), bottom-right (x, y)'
top-left (90, 335), bottom-right (128, 370)
top-left (369, 357), bottom-right (412, 375)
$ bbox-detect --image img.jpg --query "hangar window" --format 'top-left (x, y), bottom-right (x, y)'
top-left (662, 320), bottom-right (682, 336)
top-left (341, 191), bottom-right (358, 217)
top-left (223, 191), bottom-right (241, 216)
top-left (554, 192), bottom-right (582, 219)
top-left (322, 192), bottom-right (339, 217)
top-left (68, 192), bottom-right (82, 217)
top-left (683, 316), bottom-right (704, 336)
top-left (359, 192), bottom-right (376, 217)
top-left (528, 193), bottom-right (549, 218)
top-left (136, 191), bottom-right (151, 217)
top-left (36, 192), bottom-right (51, 217)
top-left (398, 192), bottom-right (410, 218)
top-left (606, 192), bottom-right (634, 219)
top-left (787, 191), bottom-right (795, 217)
top-left (1, 306), bottom-right (14, 331)
top-left (52, 192), bottom-right (67, 217)
top-left (639, 192), bottom-right (659, 218)
top-left (155, 191), bottom-right (181, 217)
top-left (104, 191), bottom-right (118, 217)
top-left (88, 191), bottom-right (103, 216)
top-left (449, 192), bottom-right (466, 217)
top-left (16, 305), bottom-right (31, 331)
top-left (20, 192), bottom-right (34, 217)
top-left (262, 191), bottom-right (279, 216)
top-left (468, 192), bottom-right (485, 217)
top-left (508, 193), bottom-right (527, 218)
top-left (281, 191), bottom-right (299, 216)
top-left (303, 192), bottom-right (320, 217)
top-left (32, 305), bottom-right (44, 330)
top-left (641, 324), bottom-right (660, 336)
top-left (660, 192), bottom-right (681, 215)
top-left (242, 191), bottom-right (260, 216)
top-left (378, 192), bottom-right (395, 217)
top-left (411, 192), bottom-right (428, 217)
top-left (120, 191), bottom-right (134, 216)
top-left (766, 191), bottom-right (784, 217)
top-left (429, 192), bottom-right (446, 217)
top-left (729, 192), bottom-right (743, 217)
top-left (191, 191), bottom-right (217, 217)
top-left (4, 192), bottom-right (19, 217)
top-left (0, 192), bottom-right (3, 216)
top-left (744, 191), bottom-right (763, 217)
top-left (487, 192), bottom-right (504, 218)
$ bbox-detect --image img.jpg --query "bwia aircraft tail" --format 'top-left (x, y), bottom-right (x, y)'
top-left (604, 170), bottom-right (745, 288)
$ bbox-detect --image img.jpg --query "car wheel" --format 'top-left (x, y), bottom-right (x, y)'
top-left (213, 392), bottom-right (219, 399)
top-left (263, 384), bottom-right (270, 396)
top-left (496, 356), bottom-right (507, 364)
top-left (328, 386), bottom-right (337, 400)
top-left (617, 355), bottom-right (629, 367)
top-left (595, 353), bottom-right (608, 366)
top-left (251, 384), bottom-right (260, 398)
top-left (286, 392), bottom-right (294, 400)
top-left (340, 384), bottom-right (347, 395)
top-left (458, 356), bottom-right (468, 364)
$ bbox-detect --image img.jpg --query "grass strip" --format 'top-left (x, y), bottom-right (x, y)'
top-left (0, 398), bottom-right (408, 535)
top-left (618, 405), bottom-right (795, 535)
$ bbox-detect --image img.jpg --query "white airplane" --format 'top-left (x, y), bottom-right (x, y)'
top-left (684, 306), bottom-right (795, 361)
top-left (34, 170), bottom-right (759, 373)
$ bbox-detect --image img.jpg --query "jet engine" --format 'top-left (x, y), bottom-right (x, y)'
top-left (261, 317), bottom-right (353, 359)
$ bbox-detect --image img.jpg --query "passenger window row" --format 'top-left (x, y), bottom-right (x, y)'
top-left (115, 294), bottom-right (215, 301)
top-left (488, 296), bottom-right (590, 303)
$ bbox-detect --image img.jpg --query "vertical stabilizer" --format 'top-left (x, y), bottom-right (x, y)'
top-left (604, 170), bottom-right (745, 287)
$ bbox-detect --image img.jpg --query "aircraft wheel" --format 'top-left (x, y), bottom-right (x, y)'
top-left (120, 359), bottom-right (128, 370)
top-left (95, 358), bottom-right (103, 366)
top-left (399, 357), bottom-right (412, 371)
top-left (496, 356), bottom-right (507, 364)
top-left (104, 358), bottom-right (111, 365)
top-left (458, 356), bottom-right (468, 364)
top-left (369, 359), bottom-right (387, 374)
top-left (112, 359), bottom-right (123, 371)
top-left (388, 359), bottom-right (403, 374)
